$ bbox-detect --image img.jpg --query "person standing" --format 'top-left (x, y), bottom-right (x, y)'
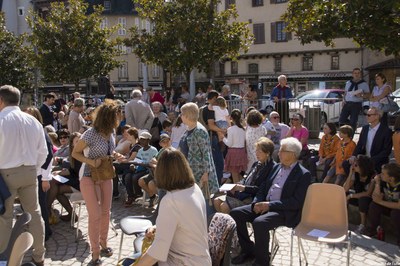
top-left (68, 98), bottom-right (86, 133)
top-left (271, 75), bottom-right (293, 125)
top-left (125, 89), bottom-right (154, 130)
top-left (369, 73), bottom-right (392, 127)
top-left (39, 92), bottom-right (56, 127)
top-left (0, 85), bottom-right (48, 266)
top-left (339, 68), bottom-right (370, 132)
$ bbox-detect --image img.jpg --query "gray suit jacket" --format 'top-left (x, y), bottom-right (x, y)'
top-left (125, 99), bottom-right (154, 130)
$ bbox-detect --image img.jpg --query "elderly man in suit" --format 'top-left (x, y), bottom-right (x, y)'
top-left (345, 107), bottom-right (392, 174)
top-left (230, 137), bottom-right (311, 266)
top-left (125, 89), bottom-right (154, 130)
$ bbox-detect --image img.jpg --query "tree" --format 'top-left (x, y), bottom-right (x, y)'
top-left (125, 0), bottom-right (253, 84)
top-left (282, 0), bottom-right (400, 56)
top-left (0, 12), bottom-right (33, 89)
top-left (28, 0), bottom-right (122, 90)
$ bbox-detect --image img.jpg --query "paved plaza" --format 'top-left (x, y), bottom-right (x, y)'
top-left (17, 128), bottom-right (399, 266)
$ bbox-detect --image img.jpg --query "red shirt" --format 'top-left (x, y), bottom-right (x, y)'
top-left (150, 92), bottom-right (165, 104)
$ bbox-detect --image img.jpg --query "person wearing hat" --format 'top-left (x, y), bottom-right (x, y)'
top-left (68, 98), bottom-right (86, 133)
top-left (124, 131), bottom-right (158, 207)
top-left (138, 133), bottom-right (174, 207)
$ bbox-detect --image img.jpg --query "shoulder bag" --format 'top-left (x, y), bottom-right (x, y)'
top-left (89, 141), bottom-right (115, 181)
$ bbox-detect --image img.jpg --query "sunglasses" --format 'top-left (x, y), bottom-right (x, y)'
top-left (59, 136), bottom-right (69, 139)
top-left (291, 118), bottom-right (300, 121)
top-left (366, 113), bottom-right (377, 117)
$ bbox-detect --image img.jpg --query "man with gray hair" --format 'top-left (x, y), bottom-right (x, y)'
top-left (230, 137), bottom-right (311, 265)
top-left (271, 75), bottom-right (293, 124)
top-left (67, 97), bottom-right (85, 133)
top-left (125, 89), bottom-right (154, 130)
top-left (0, 85), bottom-right (48, 266)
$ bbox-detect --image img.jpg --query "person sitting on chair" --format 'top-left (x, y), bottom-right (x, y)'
top-left (230, 137), bottom-right (311, 266)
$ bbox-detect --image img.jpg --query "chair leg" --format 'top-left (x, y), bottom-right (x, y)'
top-left (75, 202), bottom-right (82, 242)
top-left (298, 237), bottom-right (308, 265)
top-left (118, 232), bottom-right (124, 262)
top-left (347, 231), bottom-right (351, 266)
top-left (297, 236), bottom-right (302, 265)
top-left (290, 230), bottom-right (294, 266)
top-left (270, 229), bottom-right (279, 265)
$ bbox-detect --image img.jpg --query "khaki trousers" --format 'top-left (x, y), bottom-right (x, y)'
top-left (0, 165), bottom-right (45, 262)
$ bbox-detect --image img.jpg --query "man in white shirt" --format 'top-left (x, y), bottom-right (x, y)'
top-left (0, 85), bottom-right (48, 266)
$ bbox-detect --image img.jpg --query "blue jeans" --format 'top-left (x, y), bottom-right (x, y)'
top-left (211, 133), bottom-right (224, 185)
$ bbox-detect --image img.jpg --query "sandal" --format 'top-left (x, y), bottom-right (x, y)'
top-left (100, 247), bottom-right (113, 257)
top-left (87, 258), bottom-right (102, 266)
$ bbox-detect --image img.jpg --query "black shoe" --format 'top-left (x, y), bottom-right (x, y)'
top-left (87, 258), bottom-right (102, 266)
top-left (231, 252), bottom-right (255, 264)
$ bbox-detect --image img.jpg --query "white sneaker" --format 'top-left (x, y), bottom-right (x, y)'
top-left (356, 224), bottom-right (365, 234)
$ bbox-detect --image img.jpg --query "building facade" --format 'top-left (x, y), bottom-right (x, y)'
top-left (218, 0), bottom-right (393, 96)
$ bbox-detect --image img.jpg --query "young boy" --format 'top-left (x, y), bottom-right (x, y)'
top-left (138, 133), bottom-right (174, 207)
top-left (323, 125), bottom-right (356, 185)
top-left (124, 131), bottom-right (158, 207)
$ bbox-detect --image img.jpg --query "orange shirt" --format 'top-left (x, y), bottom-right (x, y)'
top-left (335, 139), bottom-right (356, 175)
top-left (393, 131), bottom-right (400, 165)
top-left (319, 134), bottom-right (340, 159)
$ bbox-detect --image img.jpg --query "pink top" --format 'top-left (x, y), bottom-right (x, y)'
top-left (292, 126), bottom-right (309, 150)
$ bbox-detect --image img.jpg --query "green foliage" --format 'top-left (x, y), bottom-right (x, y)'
top-left (28, 0), bottom-right (122, 89)
top-left (283, 0), bottom-right (400, 56)
top-left (0, 13), bottom-right (33, 89)
top-left (125, 0), bottom-right (253, 76)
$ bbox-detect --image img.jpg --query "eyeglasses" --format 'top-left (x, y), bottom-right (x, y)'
top-left (366, 113), bottom-right (377, 117)
top-left (59, 136), bottom-right (69, 139)
top-left (271, 116), bottom-right (280, 119)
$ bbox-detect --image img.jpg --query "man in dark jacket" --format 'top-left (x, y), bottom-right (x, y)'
top-left (230, 137), bottom-right (311, 266)
top-left (39, 92), bottom-right (56, 127)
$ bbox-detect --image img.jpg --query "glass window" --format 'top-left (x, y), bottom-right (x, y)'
top-left (274, 58), bottom-right (281, 72)
top-left (118, 17), bottom-right (127, 36)
top-left (302, 56), bottom-right (313, 71)
top-left (253, 23), bottom-right (265, 44)
top-left (276, 22), bottom-right (287, 42)
top-left (248, 63), bottom-right (259, 74)
top-left (225, 0), bottom-right (236, 10)
top-left (100, 18), bottom-right (108, 30)
top-left (331, 55), bottom-right (339, 70)
top-left (104, 1), bottom-right (111, 11)
top-left (231, 61), bottom-right (238, 74)
top-left (118, 62), bottom-right (128, 79)
top-left (252, 0), bottom-right (264, 7)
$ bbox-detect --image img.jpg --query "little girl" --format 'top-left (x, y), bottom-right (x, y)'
top-left (213, 96), bottom-right (230, 140)
top-left (221, 109), bottom-right (247, 183)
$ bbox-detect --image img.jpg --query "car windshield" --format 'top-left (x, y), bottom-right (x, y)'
top-left (296, 91), bottom-right (327, 101)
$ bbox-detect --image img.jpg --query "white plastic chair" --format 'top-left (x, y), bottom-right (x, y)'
top-left (7, 232), bottom-right (33, 266)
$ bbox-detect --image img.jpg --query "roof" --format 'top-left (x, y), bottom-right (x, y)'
top-left (365, 58), bottom-right (400, 70)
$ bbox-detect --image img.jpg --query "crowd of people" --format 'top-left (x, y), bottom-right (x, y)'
top-left (0, 70), bottom-right (399, 266)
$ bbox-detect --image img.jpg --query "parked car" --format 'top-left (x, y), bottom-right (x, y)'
top-left (288, 89), bottom-right (344, 125)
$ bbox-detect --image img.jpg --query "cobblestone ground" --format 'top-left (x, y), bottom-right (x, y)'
top-left (17, 129), bottom-right (399, 266)
top-left (19, 196), bottom-right (399, 266)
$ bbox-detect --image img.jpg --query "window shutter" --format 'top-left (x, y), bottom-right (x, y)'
top-left (271, 22), bottom-right (276, 42)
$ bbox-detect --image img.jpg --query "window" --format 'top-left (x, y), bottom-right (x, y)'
top-left (215, 62), bottom-right (225, 77)
top-left (138, 62), bottom-right (144, 78)
top-left (302, 56), bottom-right (313, 71)
top-left (270, 0), bottom-right (287, 3)
top-left (331, 55), bottom-right (339, 70)
top-left (118, 17), bottom-right (127, 36)
top-left (152, 65), bottom-right (160, 78)
top-left (252, 0), bottom-right (264, 7)
top-left (271, 21), bottom-right (291, 42)
top-left (104, 1), bottom-right (111, 11)
top-left (100, 18), bottom-right (108, 30)
top-left (118, 62), bottom-right (128, 79)
top-left (274, 57), bottom-right (281, 72)
top-left (231, 61), bottom-right (238, 75)
top-left (248, 63), bottom-right (259, 74)
top-left (225, 0), bottom-right (236, 9)
top-left (18, 7), bottom-right (25, 16)
top-left (118, 45), bottom-right (127, 55)
top-left (253, 23), bottom-right (265, 44)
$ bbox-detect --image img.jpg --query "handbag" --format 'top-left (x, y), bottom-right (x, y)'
top-left (380, 95), bottom-right (399, 113)
top-left (89, 141), bottom-right (115, 181)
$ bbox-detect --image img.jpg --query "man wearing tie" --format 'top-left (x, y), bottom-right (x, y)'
top-left (230, 137), bottom-right (311, 266)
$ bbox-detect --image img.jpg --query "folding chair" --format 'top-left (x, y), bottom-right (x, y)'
top-left (290, 183), bottom-right (351, 266)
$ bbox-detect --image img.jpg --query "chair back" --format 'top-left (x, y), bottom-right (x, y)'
top-left (7, 232), bottom-right (33, 266)
top-left (208, 213), bottom-right (237, 266)
top-left (300, 183), bottom-right (348, 231)
top-left (0, 212), bottom-right (31, 260)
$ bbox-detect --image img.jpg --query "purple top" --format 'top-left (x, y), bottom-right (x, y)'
top-left (291, 126), bottom-right (309, 150)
